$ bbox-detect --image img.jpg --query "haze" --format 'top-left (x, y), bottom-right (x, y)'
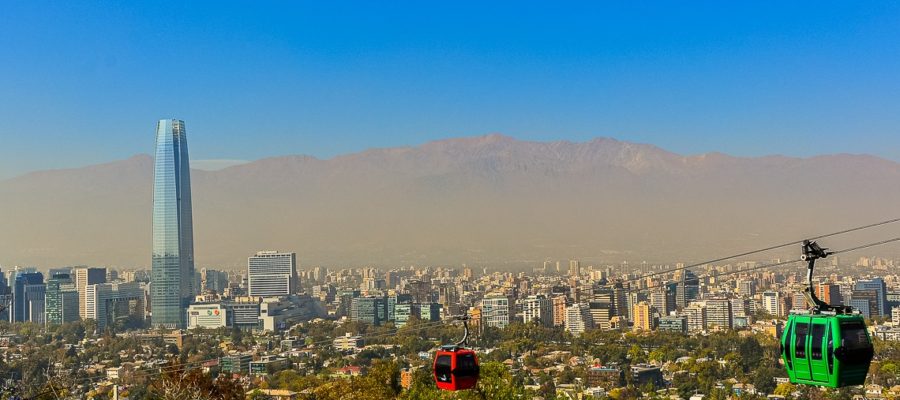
top-left (1, 135), bottom-right (898, 269)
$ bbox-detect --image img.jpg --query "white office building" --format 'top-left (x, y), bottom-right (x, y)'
top-left (565, 303), bottom-right (593, 335)
top-left (187, 303), bottom-right (229, 329)
top-left (481, 295), bottom-right (513, 329)
top-left (762, 291), bottom-right (781, 317)
top-left (248, 251), bottom-right (297, 297)
top-left (522, 295), bottom-right (553, 326)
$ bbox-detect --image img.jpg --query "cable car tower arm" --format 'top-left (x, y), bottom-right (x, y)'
top-left (801, 240), bottom-right (851, 314)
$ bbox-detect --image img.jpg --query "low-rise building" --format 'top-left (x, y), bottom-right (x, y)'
top-left (220, 352), bottom-right (253, 374)
top-left (249, 356), bottom-right (289, 375)
top-left (658, 315), bottom-right (687, 334)
top-left (187, 303), bottom-right (228, 329)
top-left (586, 365), bottom-right (623, 390)
top-left (333, 333), bottom-right (364, 351)
top-left (630, 364), bottom-right (664, 388)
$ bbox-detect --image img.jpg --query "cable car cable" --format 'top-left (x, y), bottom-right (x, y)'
top-left (620, 217), bottom-right (900, 286)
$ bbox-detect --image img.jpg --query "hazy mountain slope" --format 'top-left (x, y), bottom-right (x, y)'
top-left (1, 135), bottom-right (898, 269)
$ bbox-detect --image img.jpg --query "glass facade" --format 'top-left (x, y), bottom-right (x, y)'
top-left (45, 274), bottom-right (79, 326)
top-left (151, 119), bottom-right (195, 328)
top-left (11, 271), bottom-right (43, 323)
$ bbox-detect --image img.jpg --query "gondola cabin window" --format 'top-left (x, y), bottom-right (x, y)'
top-left (456, 353), bottom-right (478, 377)
top-left (435, 355), bottom-right (452, 383)
top-left (811, 324), bottom-right (825, 360)
top-left (795, 323), bottom-right (808, 358)
top-left (841, 323), bottom-right (870, 350)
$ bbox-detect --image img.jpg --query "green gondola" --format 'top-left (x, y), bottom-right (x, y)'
top-left (781, 313), bottom-right (873, 387)
top-left (779, 241), bottom-right (874, 388)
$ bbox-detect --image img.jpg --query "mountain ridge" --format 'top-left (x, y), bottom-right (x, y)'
top-left (1, 134), bottom-right (898, 269)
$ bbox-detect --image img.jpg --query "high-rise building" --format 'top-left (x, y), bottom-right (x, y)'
top-left (247, 251), bottom-right (298, 297)
top-left (46, 273), bottom-right (79, 326)
top-left (632, 302), bottom-right (654, 331)
top-left (706, 298), bottom-right (732, 330)
top-left (394, 303), bottom-right (441, 327)
top-left (85, 282), bottom-right (146, 330)
top-left (658, 315), bottom-right (687, 333)
top-left (676, 271), bottom-right (700, 308)
top-left (731, 298), bottom-right (750, 318)
top-left (407, 280), bottom-right (433, 304)
top-left (202, 269), bottom-right (230, 294)
top-left (762, 291), bottom-right (781, 317)
top-left (850, 290), bottom-right (879, 319)
top-left (10, 271), bottom-right (43, 323)
top-left (856, 278), bottom-right (888, 316)
top-left (522, 295), bottom-right (553, 326)
top-left (589, 301), bottom-right (614, 330)
top-left (649, 290), bottom-right (670, 317)
top-left (565, 303), bottom-right (593, 335)
top-left (24, 282), bottom-right (46, 325)
top-left (351, 296), bottom-right (387, 326)
top-left (0, 268), bottom-right (9, 322)
top-left (612, 282), bottom-right (629, 319)
top-left (569, 260), bottom-right (581, 278)
top-left (551, 295), bottom-right (567, 327)
top-left (481, 295), bottom-right (513, 329)
top-left (737, 279), bottom-right (756, 297)
top-left (816, 283), bottom-right (843, 306)
top-left (684, 302), bottom-right (707, 332)
top-left (462, 267), bottom-right (473, 281)
top-left (74, 267), bottom-right (107, 319)
top-left (151, 119), bottom-right (196, 329)
top-left (790, 292), bottom-right (808, 312)
top-left (437, 284), bottom-right (460, 317)
top-left (626, 291), bottom-right (645, 322)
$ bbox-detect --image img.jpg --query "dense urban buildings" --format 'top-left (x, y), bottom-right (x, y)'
top-left (0, 251), bottom-right (899, 399)
top-left (150, 119), bottom-right (196, 329)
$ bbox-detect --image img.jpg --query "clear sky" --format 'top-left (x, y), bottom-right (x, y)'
top-left (1, 2), bottom-right (899, 179)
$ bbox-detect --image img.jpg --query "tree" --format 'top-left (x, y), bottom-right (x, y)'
top-left (247, 390), bottom-right (274, 400)
top-left (752, 366), bottom-right (777, 395)
top-left (537, 372), bottom-right (557, 400)
top-left (774, 382), bottom-right (796, 399)
top-left (230, 327), bottom-right (243, 346)
top-left (150, 369), bottom-right (245, 400)
top-left (557, 367), bottom-right (577, 384)
top-left (467, 361), bottom-right (528, 400)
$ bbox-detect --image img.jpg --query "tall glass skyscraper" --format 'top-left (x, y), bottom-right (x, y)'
top-left (151, 119), bottom-right (195, 328)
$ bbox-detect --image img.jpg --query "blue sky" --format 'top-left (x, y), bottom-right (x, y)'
top-left (1, 2), bottom-right (899, 179)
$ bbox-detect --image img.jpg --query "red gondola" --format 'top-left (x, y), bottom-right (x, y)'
top-left (433, 315), bottom-right (480, 391)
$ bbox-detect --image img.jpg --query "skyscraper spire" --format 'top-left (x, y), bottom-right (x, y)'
top-left (151, 119), bottom-right (195, 328)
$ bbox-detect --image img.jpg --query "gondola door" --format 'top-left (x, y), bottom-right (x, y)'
top-left (792, 318), bottom-right (812, 381)
top-left (809, 319), bottom-right (829, 383)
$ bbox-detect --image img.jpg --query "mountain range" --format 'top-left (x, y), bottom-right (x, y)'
top-left (1, 134), bottom-right (898, 270)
